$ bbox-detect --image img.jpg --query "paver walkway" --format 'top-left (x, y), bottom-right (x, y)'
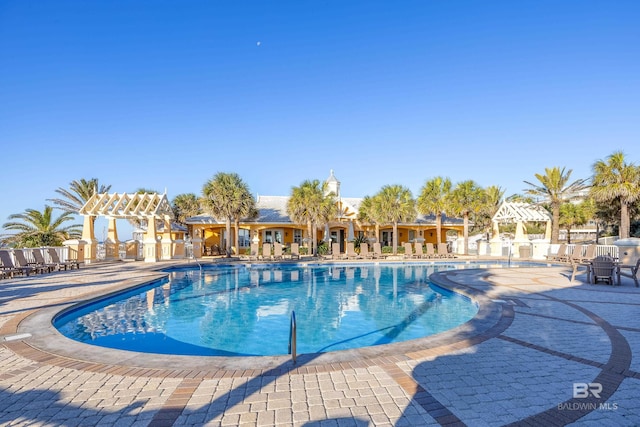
top-left (0, 259), bottom-right (639, 426)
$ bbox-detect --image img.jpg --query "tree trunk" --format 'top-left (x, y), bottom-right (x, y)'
top-left (225, 218), bottom-right (232, 257)
top-left (620, 201), bottom-right (630, 238)
top-left (463, 213), bottom-right (469, 255)
top-left (436, 213), bottom-right (442, 243)
top-left (551, 203), bottom-right (560, 244)
top-left (234, 218), bottom-right (241, 256)
top-left (307, 220), bottom-right (313, 251)
top-left (312, 223), bottom-right (318, 256)
top-left (392, 222), bottom-right (398, 255)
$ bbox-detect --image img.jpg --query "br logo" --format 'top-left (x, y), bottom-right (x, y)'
top-left (573, 383), bottom-right (602, 399)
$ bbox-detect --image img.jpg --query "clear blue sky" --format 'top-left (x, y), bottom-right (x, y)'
top-left (1, 1), bottom-right (639, 239)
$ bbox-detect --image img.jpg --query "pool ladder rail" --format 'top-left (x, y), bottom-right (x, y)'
top-left (288, 311), bottom-right (297, 364)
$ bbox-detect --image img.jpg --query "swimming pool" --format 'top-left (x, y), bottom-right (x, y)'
top-left (54, 263), bottom-right (493, 357)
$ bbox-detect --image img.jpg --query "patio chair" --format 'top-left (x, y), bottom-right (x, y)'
top-left (591, 255), bottom-right (615, 285)
top-left (288, 242), bottom-right (300, 260)
top-left (567, 244), bottom-right (585, 264)
top-left (617, 257), bottom-right (640, 287)
top-left (273, 242), bottom-right (283, 260)
top-left (578, 244), bottom-right (597, 263)
top-left (0, 250), bottom-right (35, 276)
top-left (31, 248), bottom-right (58, 272)
top-left (345, 242), bottom-right (361, 260)
top-left (46, 248), bottom-right (80, 270)
top-left (261, 243), bottom-right (272, 261)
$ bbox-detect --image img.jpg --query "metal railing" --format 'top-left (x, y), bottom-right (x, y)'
top-left (288, 311), bottom-right (297, 365)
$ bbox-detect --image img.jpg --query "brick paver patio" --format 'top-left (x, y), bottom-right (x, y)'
top-left (1, 259), bottom-right (639, 426)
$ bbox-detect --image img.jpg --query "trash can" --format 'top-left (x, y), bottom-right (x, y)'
top-left (519, 244), bottom-right (531, 259)
top-left (613, 238), bottom-right (640, 265)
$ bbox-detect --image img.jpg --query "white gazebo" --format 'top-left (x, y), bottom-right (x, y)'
top-left (490, 202), bottom-right (552, 258)
top-left (73, 192), bottom-right (177, 263)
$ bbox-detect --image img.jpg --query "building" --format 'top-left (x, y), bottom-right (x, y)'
top-left (185, 171), bottom-right (465, 257)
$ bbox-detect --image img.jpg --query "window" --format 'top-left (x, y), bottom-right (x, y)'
top-left (293, 229), bottom-right (302, 244)
top-left (238, 229), bottom-right (250, 248)
top-left (263, 229), bottom-right (283, 244)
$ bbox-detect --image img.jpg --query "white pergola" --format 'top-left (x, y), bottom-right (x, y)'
top-left (491, 201), bottom-right (552, 242)
top-left (77, 193), bottom-right (177, 263)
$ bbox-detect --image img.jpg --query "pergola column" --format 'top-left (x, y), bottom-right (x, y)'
top-left (104, 217), bottom-right (120, 261)
top-left (144, 217), bottom-right (159, 262)
top-left (81, 215), bottom-right (98, 264)
top-left (489, 221), bottom-right (503, 257)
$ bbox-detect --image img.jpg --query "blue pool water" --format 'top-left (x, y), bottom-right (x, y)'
top-left (54, 263), bottom-right (496, 357)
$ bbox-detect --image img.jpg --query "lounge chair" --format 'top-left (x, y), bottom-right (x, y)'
top-left (345, 242), bottom-right (361, 260)
top-left (577, 244), bottom-right (597, 263)
top-left (14, 249), bottom-right (49, 274)
top-left (567, 244), bottom-right (585, 264)
top-left (617, 258), bottom-right (640, 287)
top-left (0, 250), bottom-right (23, 277)
top-left (372, 242), bottom-right (386, 259)
top-left (261, 243), bottom-right (272, 261)
top-left (331, 242), bottom-right (346, 260)
top-left (360, 243), bottom-right (374, 259)
top-left (546, 243), bottom-right (568, 262)
top-left (437, 243), bottom-right (455, 258)
top-left (425, 243), bottom-right (436, 259)
top-left (31, 248), bottom-right (58, 272)
top-left (288, 242), bottom-right (300, 260)
top-left (414, 243), bottom-right (427, 259)
top-left (0, 250), bottom-right (36, 276)
top-left (591, 255), bottom-right (615, 285)
top-left (46, 248), bottom-right (80, 270)
top-left (403, 242), bottom-right (415, 259)
top-left (273, 242), bottom-right (283, 260)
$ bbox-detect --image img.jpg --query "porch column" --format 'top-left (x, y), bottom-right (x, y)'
top-left (81, 215), bottom-right (98, 264)
top-left (191, 228), bottom-right (203, 258)
top-left (104, 217), bottom-right (120, 261)
top-left (144, 217), bottom-right (159, 262)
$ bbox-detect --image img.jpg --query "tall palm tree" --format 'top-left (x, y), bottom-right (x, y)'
top-left (201, 172), bottom-right (255, 257)
top-left (449, 180), bottom-right (484, 255)
top-left (48, 178), bottom-right (112, 214)
top-left (476, 185), bottom-right (505, 239)
top-left (287, 180), bottom-right (335, 256)
top-left (1, 205), bottom-right (82, 247)
top-left (416, 176), bottom-right (452, 244)
top-left (171, 193), bottom-right (201, 225)
top-left (524, 167), bottom-right (588, 244)
top-left (371, 185), bottom-right (416, 255)
top-left (591, 151), bottom-right (640, 239)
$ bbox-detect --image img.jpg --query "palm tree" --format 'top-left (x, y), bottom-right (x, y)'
top-left (171, 193), bottom-right (201, 225)
top-left (201, 172), bottom-right (255, 257)
top-left (591, 151), bottom-right (640, 239)
top-left (1, 205), bottom-right (82, 247)
top-left (449, 180), bottom-right (484, 255)
top-left (287, 180), bottom-right (335, 256)
top-left (476, 185), bottom-right (505, 239)
top-left (371, 185), bottom-right (416, 255)
top-left (48, 178), bottom-right (112, 214)
top-left (524, 167), bottom-right (589, 244)
top-left (559, 200), bottom-right (594, 244)
top-left (416, 176), bottom-right (452, 244)
top-left (357, 195), bottom-right (382, 243)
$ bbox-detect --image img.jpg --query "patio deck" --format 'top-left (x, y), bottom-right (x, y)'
top-left (1, 259), bottom-right (639, 426)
